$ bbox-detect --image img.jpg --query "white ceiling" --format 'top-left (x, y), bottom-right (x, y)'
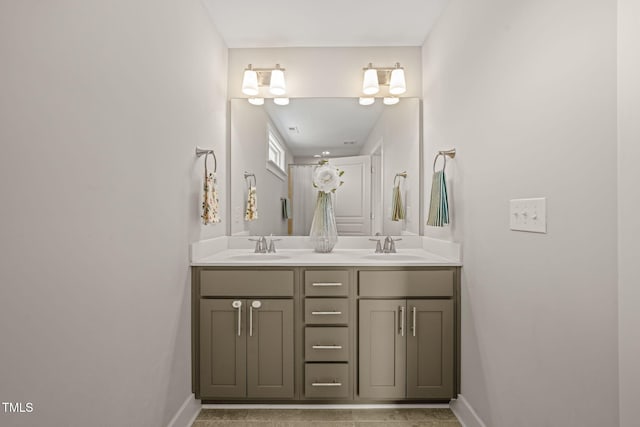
top-left (264, 98), bottom-right (384, 157)
top-left (204, 0), bottom-right (449, 48)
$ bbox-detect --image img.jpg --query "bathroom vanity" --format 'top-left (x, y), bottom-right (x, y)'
top-left (191, 241), bottom-right (461, 403)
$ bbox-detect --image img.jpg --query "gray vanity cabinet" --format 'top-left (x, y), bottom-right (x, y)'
top-left (358, 299), bottom-right (406, 399)
top-left (406, 299), bottom-right (454, 398)
top-left (200, 298), bottom-right (247, 398)
top-left (195, 269), bottom-right (295, 400)
top-left (358, 269), bottom-right (456, 400)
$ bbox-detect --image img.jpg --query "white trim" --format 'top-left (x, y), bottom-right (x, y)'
top-left (450, 395), bottom-right (487, 427)
top-left (166, 394), bottom-right (201, 427)
top-left (202, 403), bottom-right (450, 409)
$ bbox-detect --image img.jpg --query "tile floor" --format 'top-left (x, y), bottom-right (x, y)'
top-left (192, 409), bottom-right (462, 426)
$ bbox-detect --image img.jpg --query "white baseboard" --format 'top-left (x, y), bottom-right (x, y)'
top-left (451, 395), bottom-right (487, 427)
top-left (167, 394), bottom-right (201, 427)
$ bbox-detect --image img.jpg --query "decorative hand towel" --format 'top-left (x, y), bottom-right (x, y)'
top-left (244, 185), bottom-right (258, 221)
top-left (282, 197), bottom-right (292, 220)
top-left (391, 184), bottom-right (406, 221)
top-left (201, 153), bottom-right (220, 225)
top-left (427, 170), bottom-right (450, 227)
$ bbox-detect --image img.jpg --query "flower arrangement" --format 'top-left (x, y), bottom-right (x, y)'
top-left (312, 160), bottom-right (344, 193)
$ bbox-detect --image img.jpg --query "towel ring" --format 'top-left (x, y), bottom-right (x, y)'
top-left (196, 146), bottom-right (217, 174)
top-left (433, 149), bottom-right (456, 173)
top-left (244, 172), bottom-right (256, 187)
top-left (394, 172), bottom-right (407, 186)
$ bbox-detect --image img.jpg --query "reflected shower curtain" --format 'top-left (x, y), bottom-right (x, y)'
top-left (290, 165), bottom-right (316, 235)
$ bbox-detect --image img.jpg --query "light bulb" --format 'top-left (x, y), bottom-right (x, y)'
top-left (362, 68), bottom-right (379, 95)
top-left (389, 67), bottom-right (406, 95)
top-left (359, 97), bottom-right (375, 106)
top-left (383, 97), bottom-right (400, 105)
top-left (242, 66), bottom-right (259, 96)
top-left (273, 97), bottom-right (289, 106)
top-left (248, 98), bottom-right (264, 106)
top-left (269, 67), bottom-right (286, 96)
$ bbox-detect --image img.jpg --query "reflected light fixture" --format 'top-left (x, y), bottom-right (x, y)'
top-left (248, 97), bottom-right (264, 106)
top-left (359, 97), bottom-right (375, 106)
top-left (383, 97), bottom-right (400, 105)
top-left (273, 97), bottom-right (289, 106)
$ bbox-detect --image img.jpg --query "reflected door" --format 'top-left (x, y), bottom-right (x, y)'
top-left (331, 155), bottom-right (372, 235)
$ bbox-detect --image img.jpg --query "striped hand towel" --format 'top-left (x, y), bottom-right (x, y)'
top-left (427, 170), bottom-right (450, 227)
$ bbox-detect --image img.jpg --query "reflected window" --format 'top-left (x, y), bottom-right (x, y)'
top-left (267, 125), bottom-right (286, 174)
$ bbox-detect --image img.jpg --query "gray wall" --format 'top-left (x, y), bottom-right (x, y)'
top-left (0, 0), bottom-right (227, 426)
top-left (618, 0), bottom-right (640, 425)
top-left (422, 1), bottom-right (619, 426)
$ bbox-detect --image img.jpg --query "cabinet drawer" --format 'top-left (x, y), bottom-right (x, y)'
top-left (305, 299), bottom-right (349, 325)
top-left (305, 363), bottom-right (349, 399)
top-left (200, 270), bottom-right (294, 297)
top-left (305, 327), bottom-right (349, 361)
top-left (358, 270), bottom-right (453, 297)
top-left (304, 270), bottom-right (349, 297)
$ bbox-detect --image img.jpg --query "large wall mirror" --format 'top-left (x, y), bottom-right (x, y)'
top-left (230, 98), bottom-right (421, 237)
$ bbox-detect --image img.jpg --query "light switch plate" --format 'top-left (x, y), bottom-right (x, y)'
top-left (510, 198), bottom-right (547, 233)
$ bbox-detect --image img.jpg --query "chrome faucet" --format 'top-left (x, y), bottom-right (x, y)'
top-left (383, 236), bottom-right (402, 253)
top-left (369, 238), bottom-right (383, 253)
top-left (267, 237), bottom-right (282, 253)
top-left (249, 236), bottom-right (268, 253)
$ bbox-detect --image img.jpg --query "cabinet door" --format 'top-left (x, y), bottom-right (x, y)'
top-left (200, 299), bottom-right (246, 398)
top-left (359, 299), bottom-right (406, 399)
top-left (407, 299), bottom-right (454, 399)
top-left (246, 299), bottom-right (294, 398)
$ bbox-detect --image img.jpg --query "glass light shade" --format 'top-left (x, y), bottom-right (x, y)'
top-left (383, 97), bottom-right (400, 105)
top-left (362, 68), bottom-right (379, 95)
top-left (273, 97), bottom-right (289, 106)
top-left (242, 69), bottom-right (259, 96)
top-left (389, 68), bottom-right (407, 95)
top-left (269, 69), bottom-right (286, 96)
top-left (359, 97), bottom-right (375, 106)
top-left (248, 97), bottom-right (264, 106)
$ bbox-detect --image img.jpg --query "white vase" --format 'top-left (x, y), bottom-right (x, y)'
top-left (309, 191), bottom-right (338, 253)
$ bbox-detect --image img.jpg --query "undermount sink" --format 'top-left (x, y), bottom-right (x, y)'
top-left (225, 254), bottom-right (291, 261)
top-left (361, 253), bottom-right (426, 261)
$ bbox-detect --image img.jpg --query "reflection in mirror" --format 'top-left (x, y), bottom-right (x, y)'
top-left (230, 98), bottom-right (420, 237)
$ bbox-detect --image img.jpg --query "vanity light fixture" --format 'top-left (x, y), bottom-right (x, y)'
top-left (361, 62), bottom-right (407, 103)
top-left (359, 97), bottom-right (375, 106)
top-left (248, 97), bottom-right (264, 106)
top-left (241, 63), bottom-right (287, 100)
top-left (273, 97), bottom-right (290, 106)
top-left (383, 97), bottom-right (400, 106)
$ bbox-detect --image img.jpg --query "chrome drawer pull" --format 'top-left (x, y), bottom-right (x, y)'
top-left (311, 382), bottom-right (342, 387)
top-left (312, 345), bottom-right (343, 350)
top-left (311, 282), bottom-right (343, 287)
top-left (311, 311), bottom-right (342, 315)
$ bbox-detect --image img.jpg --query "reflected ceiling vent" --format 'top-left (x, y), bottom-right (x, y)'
top-left (287, 126), bottom-right (299, 134)
top-left (343, 140), bottom-right (356, 145)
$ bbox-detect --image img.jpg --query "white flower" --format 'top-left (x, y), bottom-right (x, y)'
top-left (313, 161), bottom-right (344, 193)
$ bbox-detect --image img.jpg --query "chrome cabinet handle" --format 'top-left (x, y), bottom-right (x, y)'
top-left (250, 300), bottom-right (262, 337)
top-left (311, 311), bottom-right (342, 315)
top-left (311, 282), bottom-right (343, 287)
top-left (312, 345), bottom-right (343, 350)
top-left (412, 306), bottom-right (416, 337)
top-left (311, 382), bottom-right (342, 387)
top-left (399, 306), bottom-right (405, 337)
top-left (232, 300), bottom-right (242, 336)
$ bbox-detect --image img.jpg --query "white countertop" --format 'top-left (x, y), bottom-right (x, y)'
top-left (191, 236), bottom-right (462, 267)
